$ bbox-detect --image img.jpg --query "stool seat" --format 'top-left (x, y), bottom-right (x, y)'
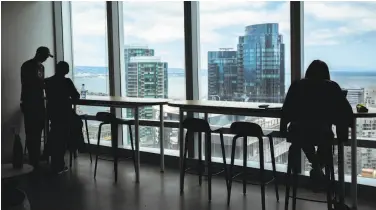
top-left (180, 118), bottom-right (229, 202)
top-left (226, 121), bottom-right (279, 210)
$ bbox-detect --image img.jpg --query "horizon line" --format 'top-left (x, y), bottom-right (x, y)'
top-left (74, 65), bottom-right (376, 72)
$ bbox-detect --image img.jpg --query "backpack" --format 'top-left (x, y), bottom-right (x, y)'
top-left (68, 110), bottom-right (85, 153)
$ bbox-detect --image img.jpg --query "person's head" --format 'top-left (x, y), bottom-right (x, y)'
top-left (305, 60), bottom-right (330, 80)
top-left (56, 61), bottom-right (69, 77)
top-left (34, 46), bottom-right (53, 63)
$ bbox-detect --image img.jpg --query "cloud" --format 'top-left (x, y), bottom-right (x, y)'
top-left (70, 1), bottom-right (376, 70)
top-left (304, 2), bottom-right (376, 46)
top-left (198, 1), bottom-right (290, 68)
top-left (71, 2), bottom-right (108, 37)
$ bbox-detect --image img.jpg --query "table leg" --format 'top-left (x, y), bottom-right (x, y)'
top-left (338, 141), bottom-right (345, 205)
top-left (179, 108), bottom-right (184, 193)
top-left (160, 105), bottom-right (165, 172)
top-left (204, 113), bottom-right (208, 171)
top-left (351, 119), bottom-right (357, 209)
top-left (135, 107), bottom-right (140, 183)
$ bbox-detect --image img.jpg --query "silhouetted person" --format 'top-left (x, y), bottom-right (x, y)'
top-left (20, 46), bottom-right (53, 168)
top-left (45, 61), bottom-right (79, 174)
top-left (280, 60), bottom-right (353, 186)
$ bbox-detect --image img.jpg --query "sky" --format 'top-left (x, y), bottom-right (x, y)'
top-left (71, 1), bottom-right (376, 72)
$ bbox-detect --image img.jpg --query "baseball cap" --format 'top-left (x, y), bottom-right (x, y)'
top-left (36, 46), bottom-right (54, 58)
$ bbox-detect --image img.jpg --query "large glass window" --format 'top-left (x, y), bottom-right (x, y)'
top-left (71, 1), bottom-right (111, 146)
top-left (198, 1), bottom-right (291, 168)
top-left (304, 2), bottom-right (376, 180)
top-left (120, 2), bottom-right (185, 154)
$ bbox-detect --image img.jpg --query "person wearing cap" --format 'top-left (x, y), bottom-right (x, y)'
top-left (20, 46), bottom-right (53, 168)
top-left (45, 61), bottom-right (80, 174)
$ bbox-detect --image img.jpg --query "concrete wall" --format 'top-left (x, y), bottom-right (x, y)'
top-left (1, 2), bottom-right (55, 162)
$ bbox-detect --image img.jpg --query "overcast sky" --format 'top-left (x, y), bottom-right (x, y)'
top-left (71, 1), bottom-right (376, 72)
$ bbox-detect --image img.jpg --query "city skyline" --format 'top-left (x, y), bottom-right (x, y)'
top-left (208, 23), bottom-right (285, 103)
top-left (71, 1), bottom-right (376, 72)
top-left (70, 1), bottom-right (376, 180)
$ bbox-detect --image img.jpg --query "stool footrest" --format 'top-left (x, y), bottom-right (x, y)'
top-left (231, 172), bottom-right (276, 186)
top-left (185, 167), bottom-right (226, 177)
top-left (290, 196), bottom-right (335, 204)
top-left (97, 155), bottom-right (133, 162)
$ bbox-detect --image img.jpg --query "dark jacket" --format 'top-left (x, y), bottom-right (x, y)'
top-left (280, 79), bottom-right (353, 144)
top-left (45, 75), bottom-right (84, 151)
top-left (44, 75), bottom-right (80, 121)
top-left (20, 59), bottom-right (45, 107)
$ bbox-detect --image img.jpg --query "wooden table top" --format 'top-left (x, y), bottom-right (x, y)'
top-left (168, 100), bottom-right (283, 117)
top-left (353, 107), bottom-right (376, 118)
top-left (76, 96), bottom-right (169, 107)
top-left (168, 100), bottom-right (376, 119)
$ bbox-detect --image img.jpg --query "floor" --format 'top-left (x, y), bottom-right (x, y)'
top-left (20, 155), bottom-right (376, 210)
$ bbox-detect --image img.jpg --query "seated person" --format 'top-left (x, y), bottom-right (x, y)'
top-left (280, 60), bottom-right (353, 186)
top-left (45, 61), bottom-right (80, 174)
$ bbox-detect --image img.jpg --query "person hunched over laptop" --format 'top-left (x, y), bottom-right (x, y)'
top-left (280, 60), bottom-right (353, 191)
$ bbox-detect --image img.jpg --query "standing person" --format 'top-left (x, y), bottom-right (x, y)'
top-left (45, 61), bottom-right (80, 174)
top-left (20, 46), bottom-right (53, 168)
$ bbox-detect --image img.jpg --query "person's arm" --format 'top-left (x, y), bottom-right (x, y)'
top-left (333, 82), bottom-right (353, 127)
top-left (21, 62), bottom-right (38, 88)
top-left (280, 81), bottom-right (298, 134)
top-left (332, 82), bottom-right (353, 142)
top-left (67, 78), bottom-right (80, 101)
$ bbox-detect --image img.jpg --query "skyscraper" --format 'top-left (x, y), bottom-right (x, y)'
top-left (345, 88), bottom-right (364, 106)
top-left (237, 23), bottom-right (285, 103)
top-left (207, 49), bottom-right (238, 101)
top-left (124, 45), bottom-right (168, 140)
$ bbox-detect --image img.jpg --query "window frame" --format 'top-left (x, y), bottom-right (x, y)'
top-left (57, 1), bottom-right (376, 178)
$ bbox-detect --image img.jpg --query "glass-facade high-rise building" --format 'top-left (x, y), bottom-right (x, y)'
top-left (208, 23), bottom-right (285, 103)
top-left (124, 45), bottom-right (168, 140)
top-left (207, 49), bottom-right (238, 101)
top-left (238, 23), bottom-right (285, 103)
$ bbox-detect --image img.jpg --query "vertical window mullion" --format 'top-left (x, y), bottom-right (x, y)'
top-left (54, 1), bottom-right (74, 78)
top-left (290, 1), bottom-right (304, 83)
top-left (184, 2), bottom-right (200, 158)
top-left (290, 1), bottom-right (304, 173)
top-left (106, 1), bottom-right (123, 145)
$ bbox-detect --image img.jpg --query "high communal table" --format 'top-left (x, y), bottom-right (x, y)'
top-left (168, 100), bottom-right (376, 209)
top-left (76, 96), bottom-right (169, 183)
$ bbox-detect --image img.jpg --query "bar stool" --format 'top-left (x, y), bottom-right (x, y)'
top-left (93, 112), bottom-right (136, 183)
top-left (226, 122), bottom-right (279, 210)
top-left (180, 118), bottom-right (229, 201)
top-left (284, 142), bottom-right (335, 210)
top-left (68, 114), bottom-right (93, 168)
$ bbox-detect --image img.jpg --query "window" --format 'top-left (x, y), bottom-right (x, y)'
top-left (120, 2), bottom-right (185, 154)
top-left (61, 1), bottom-right (376, 185)
top-left (71, 2), bottom-right (111, 146)
top-left (303, 1), bottom-right (376, 179)
top-left (198, 1), bottom-right (290, 168)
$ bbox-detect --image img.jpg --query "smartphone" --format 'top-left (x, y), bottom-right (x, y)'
top-left (258, 104), bottom-right (269, 108)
